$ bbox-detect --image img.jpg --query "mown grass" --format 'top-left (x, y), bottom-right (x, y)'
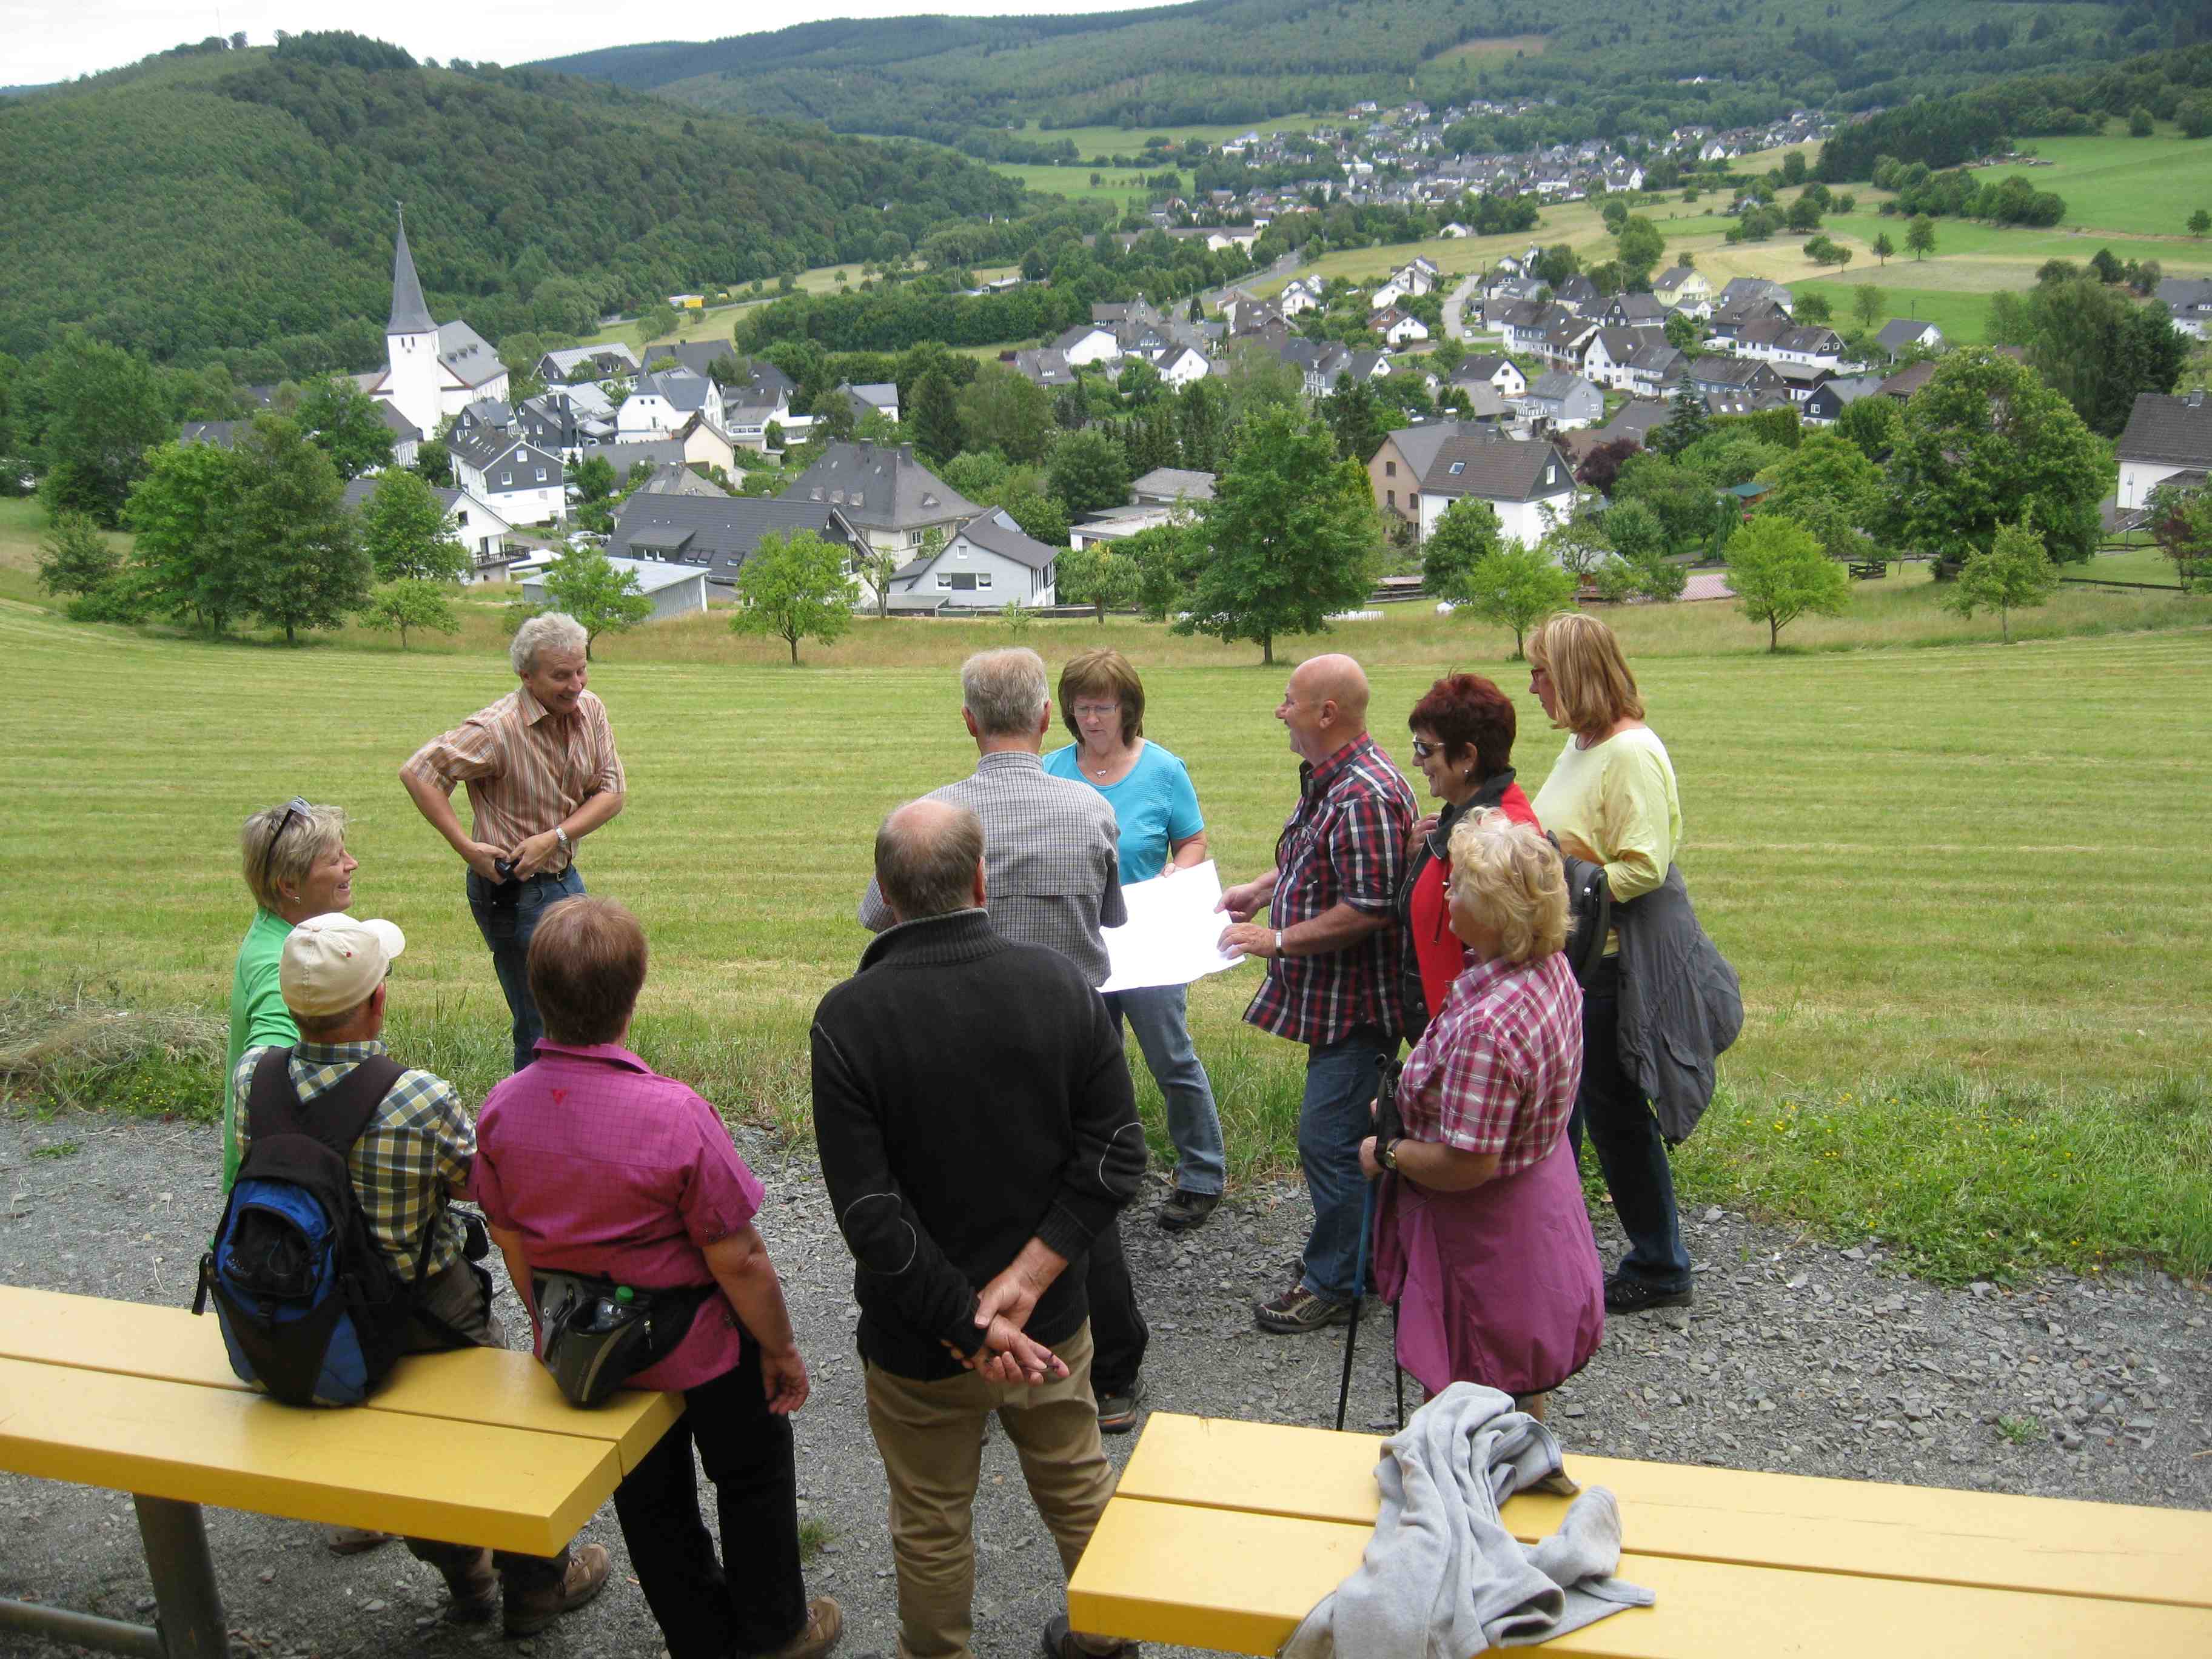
top-left (4, 575), bottom-right (2210, 1278)
top-left (1969, 126), bottom-right (2212, 238)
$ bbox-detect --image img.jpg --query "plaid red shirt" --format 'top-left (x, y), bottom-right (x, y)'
top-left (1243, 732), bottom-right (1418, 1047)
top-left (1397, 950), bottom-right (1584, 1175)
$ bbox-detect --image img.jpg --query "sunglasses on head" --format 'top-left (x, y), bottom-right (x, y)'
top-left (258, 797), bottom-right (312, 891)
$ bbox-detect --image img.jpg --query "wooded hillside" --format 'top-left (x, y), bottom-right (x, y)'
top-left (0, 33), bottom-right (1025, 378)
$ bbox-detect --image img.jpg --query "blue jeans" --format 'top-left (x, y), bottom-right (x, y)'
top-left (1297, 1025), bottom-right (1389, 1305)
top-left (1107, 984), bottom-right (1225, 1198)
top-left (1572, 956), bottom-right (1692, 1290)
top-left (466, 866), bottom-right (585, 1073)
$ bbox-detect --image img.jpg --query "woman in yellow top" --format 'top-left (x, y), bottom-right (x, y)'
top-left (1525, 614), bottom-right (1693, 1316)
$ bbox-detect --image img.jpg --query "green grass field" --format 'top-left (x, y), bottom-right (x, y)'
top-left (1791, 283), bottom-right (1997, 343)
top-left (1971, 127), bottom-right (2212, 238)
top-left (994, 164), bottom-right (1164, 205)
top-left (4, 546), bottom-right (2210, 1280)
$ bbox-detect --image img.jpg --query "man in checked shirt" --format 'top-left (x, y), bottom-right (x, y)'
top-left (401, 612), bottom-right (627, 1073)
top-left (1217, 654), bottom-right (1416, 1335)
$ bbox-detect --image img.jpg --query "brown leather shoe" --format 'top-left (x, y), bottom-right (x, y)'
top-left (503, 1543), bottom-right (610, 1637)
top-left (324, 1524), bottom-right (399, 1557)
top-left (754, 1595), bottom-right (843, 1659)
top-left (437, 1547), bottom-right (498, 1625)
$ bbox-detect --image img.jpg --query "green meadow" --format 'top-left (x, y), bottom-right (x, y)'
top-left (1970, 127), bottom-right (2212, 238)
top-left (3, 534), bottom-right (2209, 1281)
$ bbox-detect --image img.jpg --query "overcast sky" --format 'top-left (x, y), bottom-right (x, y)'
top-left (7, 0), bottom-right (1187, 87)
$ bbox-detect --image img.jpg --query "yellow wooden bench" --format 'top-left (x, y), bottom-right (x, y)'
top-left (0, 1284), bottom-right (680, 1659)
top-left (1067, 1412), bottom-right (2212, 1657)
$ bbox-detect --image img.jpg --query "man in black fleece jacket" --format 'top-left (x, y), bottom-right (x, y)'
top-left (813, 799), bottom-right (1146, 1659)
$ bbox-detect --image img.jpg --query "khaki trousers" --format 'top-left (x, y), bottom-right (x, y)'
top-left (863, 1322), bottom-right (1118, 1659)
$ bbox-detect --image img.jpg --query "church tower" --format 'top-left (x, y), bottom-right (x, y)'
top-left (383, 210), bottom-right (442, 437)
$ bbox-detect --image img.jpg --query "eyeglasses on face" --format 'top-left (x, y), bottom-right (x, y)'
top-left (258, 797), bottom-right (312, 889)
top-left (1410, 739), bottom-right (1443, 761)
top-left (1072, 702), bottom-right (1121, 720)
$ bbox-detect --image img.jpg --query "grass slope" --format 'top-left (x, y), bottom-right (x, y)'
top-left (1971, 126), bottom-right (2212, 238)
top-left (3, 562), bottom-right (2208, 1278)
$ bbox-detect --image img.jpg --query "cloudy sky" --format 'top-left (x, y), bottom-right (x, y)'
top-left (7, 0), bottom-right (1186, 87)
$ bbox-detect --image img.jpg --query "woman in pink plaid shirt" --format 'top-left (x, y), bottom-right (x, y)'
top-left (1359, 812), bottom-right (1605, 1419)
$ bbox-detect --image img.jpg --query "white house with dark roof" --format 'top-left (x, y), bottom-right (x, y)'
top-left (1803, 374), bottom-right (1885, 426)
top-left (1456, 355), bottom-right (1527, 399)
top-left (340, 476), bottom-right (517, 580)
top-left (1518, 372), bottom-right (1605, 431)
top-left (618, 369), bottom-right (725, 442)
top-left (891, 507), bottom-right (1059, 609)
top-left (609, 492), bottom-right (862, 591)
top-left (367, 215), bottom-right (509, 440)
top-left (1129, 468), bottom-right (1216, 506)
top-left (537, 343), bottom-right (640, 384)
top-left (839, 381), bottom-right (900, 424)
top-left (2116, 389), bottom-right (2212, 510)
top-left (1875, 319), bottom-right (1945, 361)
top-left (1054, 324), bottom-right (1122, 367)
top-left (1415, 432), bottom-right (1577, 548)
top-left (778, 441), bottom-right (979, 561)
top-left (2157, 278), bottom-right (2212, 341)
top-left (523, 555), bottom-right (706, 625)
top-left (449, 432), bottom-right (565, 525)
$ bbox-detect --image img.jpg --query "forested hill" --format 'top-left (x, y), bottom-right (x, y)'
top-left (0, 32), bottom-right (1024, 378)
top-left (532, 0), bottom-right (2209, 149)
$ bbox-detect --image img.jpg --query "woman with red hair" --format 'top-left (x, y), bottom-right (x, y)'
top-left (1398, 673), bottom-right (1539, 1038)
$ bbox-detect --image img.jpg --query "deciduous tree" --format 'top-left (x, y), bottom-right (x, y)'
top-left (732, 528), bottom-right (857, 663)
top-left (359, 578), bottom-right (460, 650)
top-left (295, 375), bottom-right (397, 480)
top-left (29, 333), bottom-right (174, 526)
top-left (229, 416), bottom-right (372, 645)
top-left (1986, 275), bottom-right (2190, 437)
top-left (955, 364), bottom-right (1054, 464)
top-left (1724, 514), bottom-right (1851, 650)
top-left (1428, 506), bottom-right (1575, 659)
top-left (1943, 519), bottom-right (2059, 641)
top-left (124, 440), bottom-right (248, 631)
top-left (1177, 409), bottom-right (1380, 665)
top-left (1905, 216), bottom-right (1936, 261)
top-left (35, 511), bottom-right (121, 597)
top-left (1056, 541), bottom-right (1142, 622)
top-left (1871, 231), bottom-right (1896, 266)
top-left (1852, 284), bottom-right (1885, 331)
top-left (540, 546), bottom-right (652, 657)
top-left (1047, 429), bottom-right (1131, 517)
top-left (358, 468), bottom-right (467, 582)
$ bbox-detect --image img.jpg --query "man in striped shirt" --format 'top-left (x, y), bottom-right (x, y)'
top-left (401, 612), bottom-right (627, 1073)
top-left (1217, 655), bottom-right (1415, 1334)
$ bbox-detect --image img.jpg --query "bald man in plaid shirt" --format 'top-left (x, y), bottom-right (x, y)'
top-left (1218, 654), bottom-right (1416, 1335)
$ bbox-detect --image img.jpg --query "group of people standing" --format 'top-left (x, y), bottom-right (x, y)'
top-left (220, 608), bottom-right (1737, 1659)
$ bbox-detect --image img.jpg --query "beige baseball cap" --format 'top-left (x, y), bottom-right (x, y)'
top-left (280, 913), bottom-right (406, 1018)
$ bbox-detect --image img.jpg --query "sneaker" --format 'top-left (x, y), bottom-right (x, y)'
top-left (1254, 1283), bottom-right (1352, 1334)
top-left (1096, 1376), bottom-right (1147, 1435)
top-left (1604, 1275), bottom-right (1694, 1315)
top-left (435, 1547), bottom-right (498, 1626)
top-left (1157, 1189), bottom-right (1219, 1233)
top-left (1041, 1612), bottom-right (1140, 1659)
top-left (503, 1543), bottom-right (610, 1637)
top-left (754, 1595), bottom-right (844, 1659)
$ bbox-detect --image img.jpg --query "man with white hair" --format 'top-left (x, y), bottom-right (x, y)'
top-left (401, 612), bottom-right (627, 1072)
top-left (230, 913), bottom-right (609, 1635)
top-left (857, 648), bottom-right (1153, 1435)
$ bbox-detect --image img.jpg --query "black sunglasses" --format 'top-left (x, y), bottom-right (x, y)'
top-left (1410, 739), bottom-right (1441, 760)
top-left (258, 797), bottom-right (312, 891)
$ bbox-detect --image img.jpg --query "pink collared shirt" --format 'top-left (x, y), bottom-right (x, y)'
top-left (472, 1041), bottom-right (764, 1392)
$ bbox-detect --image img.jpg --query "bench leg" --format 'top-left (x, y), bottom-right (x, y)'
top-left (135, 1496), bottom-right (228, 1659)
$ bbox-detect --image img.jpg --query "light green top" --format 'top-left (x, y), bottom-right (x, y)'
top-left (224, 908), bottom-right (298, 1190)
top-left (1529, 725), bottom-right (1683, 910)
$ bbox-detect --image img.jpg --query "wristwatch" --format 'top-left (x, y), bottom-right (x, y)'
top-left (1273, 930), bottom-right (1286, 957)
top-left (554, 825), bottom-right (572, 856)
top-left (1378, 1138), bottom-right (1402, 1173)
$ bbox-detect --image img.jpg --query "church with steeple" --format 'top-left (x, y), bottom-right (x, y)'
top-left (366, 212), bottom-right (508, 440)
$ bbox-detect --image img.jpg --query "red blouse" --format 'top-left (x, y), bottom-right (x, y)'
top-left (1407, 782), bottom-right (1540, 1022)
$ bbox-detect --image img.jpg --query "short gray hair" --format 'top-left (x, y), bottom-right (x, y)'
top-left (961, 648), bottom-right (1049, 737)
top-left (512, 612), bottom-right (589, 675)
top-left (240, 800), bottom-right (348, 914)
top-left (876, 801), bottom-right (986, 920)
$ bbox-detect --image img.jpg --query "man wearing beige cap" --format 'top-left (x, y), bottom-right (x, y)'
top-left (229, 913), bottom-right (611, 1637)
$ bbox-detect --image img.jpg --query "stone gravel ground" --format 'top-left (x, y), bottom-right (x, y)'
top-left (4, 1108), bottom-right (2207, 1659)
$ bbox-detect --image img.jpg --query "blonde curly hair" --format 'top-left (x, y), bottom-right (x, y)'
top-left (1445, 810), bottom-right (1570, 964)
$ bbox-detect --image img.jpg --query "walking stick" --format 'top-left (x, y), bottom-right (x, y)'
top-left (1333, 1177), bottom-right (1378, 1433)
top-left (1393, 1302), bottom-right (1406, 1430)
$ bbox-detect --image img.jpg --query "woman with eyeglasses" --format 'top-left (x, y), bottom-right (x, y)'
top-left (1399, 674), bottom-right (1538, 1041)
top-left (1359, 811), bottom-right (1603, 1421)
top-left (226, 799), bottom-right (361, 1191)
top-left (1043, 649), bottom-right (1226, 1245)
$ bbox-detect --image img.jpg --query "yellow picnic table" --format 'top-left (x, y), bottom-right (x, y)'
top-left (0, 1284), bottom-right (679, 1659)
top-left (1068, 1412), bottom-right (2212, 1657)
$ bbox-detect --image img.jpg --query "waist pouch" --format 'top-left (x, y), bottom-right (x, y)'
top-left (532, 1269), bottom-right (715, 1407)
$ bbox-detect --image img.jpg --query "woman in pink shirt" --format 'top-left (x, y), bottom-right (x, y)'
top-left (472, 899), bottom-right (841, 1659)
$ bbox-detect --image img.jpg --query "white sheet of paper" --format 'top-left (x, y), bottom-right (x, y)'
top-left (1099, 859), bottom-right (1254, 993)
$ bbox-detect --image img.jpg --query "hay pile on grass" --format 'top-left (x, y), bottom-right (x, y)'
top-left (0, 990), bottom-right (223, 1101)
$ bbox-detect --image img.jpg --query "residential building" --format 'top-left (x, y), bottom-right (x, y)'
top-left (890, 508), bottom-right (1059, 609)
top-left (1598, 293), bottom-right (1672, 330)
top-left (618, 368), bottom-right (725, 441)
top-left (2115, 389), bottom-right (2212, 510)
top-left (1589, 400), bottom-right (1672, 453)
top-left (1456, 355), bottom-right (1527, 399)
top-left (591, 438), bottom-right (691, 478)
top-left (722, 361), bottom-right (797, 452)
top-left (2158, 277), bottom-right (2212, 340)
top-left (1372, 307), bottom-right (1430, 346)
top-left (1651, 266), bottom-right (1713, 310)
top-left (1518, 372), bottom-right (1605, 431)
top-left (608, 493), bottom-right (860, 591)
top-left (837, 381), bottom-right (901, 425)
top-left (340, 476), bottom-right (516, 579)
top-left (1688, 357), bottom-right (1785, 400)
top-left (1874, 320), bottom-right (1945, 361)
top-left (640, 341), bottom-right (739, 378)
top-left (1369, 420), bottom-right (1495, 532)
top-left (1415, 431), bottom-right (1577, 547)
top-left (1011, 348), bottom-right (1077, 389)
top-left (1128, 468), bottom-right (1216, 506)
top-left (778, 441), bottom-right (979, 561)
top-left (367, 215), bottom-right (509, 440)
top-left (1712, 277), bottom-right (1792, 315)
top-left (1154, 343), bottom-right (1214, 389)
top-left (523, 555), bottom-right (706, 625)
top-left (536, 344), bottom-right (640, 384)
top-left (1054, 323), bottom-right (1122, 366)
top-left (1733, 320), bottom-right (1846, 371)
top-left (449, 431), bottom-right (565, 525)
top-left (635, 461), bottom-right (731, 498)
top-left (1803, 375), bottom-right (1885, 426)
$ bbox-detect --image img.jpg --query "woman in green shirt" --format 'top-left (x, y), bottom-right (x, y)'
top-left (226, 799), bottom-right (360, 1188)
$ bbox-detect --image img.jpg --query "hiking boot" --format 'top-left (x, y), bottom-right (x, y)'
top-left (435, 1548), bottom-right (498, 1625)
top-left (1096, 1375), bottom-right (1147, 1435)
top-left (753, 1595), bottom-right (843, 1659)
top-left (503, 1544), bottom-right (609, 1637)
top-left (1603, 1275), bottom-right (1694, 1316)
top-left (1041, 1612), bottom-right (1140, 1659)
top-left (1157, 1190), bottom-right (1219, 1233)
top-left (1254, 1283), bottom-right (1352, 1334)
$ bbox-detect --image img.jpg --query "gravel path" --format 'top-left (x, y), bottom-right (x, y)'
top-left (4, 1108), bottom-right (2207, 1659)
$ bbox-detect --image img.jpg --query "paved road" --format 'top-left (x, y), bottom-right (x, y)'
top-left (1441, 273), bottom-right (1483, 342)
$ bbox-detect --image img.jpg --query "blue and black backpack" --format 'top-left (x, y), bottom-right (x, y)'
top-left (194, 1048), bottom-right (429, 1406)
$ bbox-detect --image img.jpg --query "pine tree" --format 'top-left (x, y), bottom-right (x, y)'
top-left (911, 370), bottom-right (962, 464)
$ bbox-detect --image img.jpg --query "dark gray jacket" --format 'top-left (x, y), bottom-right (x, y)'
top-left (1614, 863), bottom-right (1741, 1143)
